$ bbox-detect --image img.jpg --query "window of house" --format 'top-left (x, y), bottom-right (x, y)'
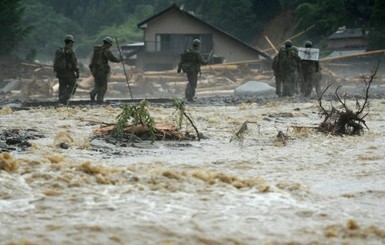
top-left (156, 33), bottom-right (213, 54)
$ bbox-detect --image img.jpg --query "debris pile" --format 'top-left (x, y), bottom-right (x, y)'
top-left (0, 128), bottom-right (44, 152)
top-left (317, 61), bottom-right (380, 135)
top-left (92, 99), bottom-right (199, 145)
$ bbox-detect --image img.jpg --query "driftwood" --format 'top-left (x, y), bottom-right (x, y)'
top-left (0, 80), bottom-right (20, 94)
top-left (317, 60), bottom-right (380, 135)
top-left (264, 36), bottom-right (278, 54)
top-left (276, 130), bottom-right (289, 146)
top-left (142, 64), bottom-right (242, 76)
top-left (261, 25), bottom-right (315, 53)
top-left (21, 62), bottom-right (53, 70)
top-left (320, 49), bottom-right (385, 63)
top-left (230, 121), bottom-right (259, 143)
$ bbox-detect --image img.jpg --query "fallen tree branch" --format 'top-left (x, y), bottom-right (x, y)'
top-left (317, 60), bottom-right (380, 135)
top-left (230, 121), bottom-right (259, 143)
top-left (183, 112), bottom-right (200, 141)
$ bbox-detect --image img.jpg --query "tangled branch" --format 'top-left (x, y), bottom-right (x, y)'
top-left (317, 59), bottom-right (380, 135)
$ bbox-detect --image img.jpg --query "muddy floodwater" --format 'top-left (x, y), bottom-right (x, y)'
top-left (1, 97), bottom-right (385, 245)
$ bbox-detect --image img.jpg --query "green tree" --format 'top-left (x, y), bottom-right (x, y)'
top-left (295, 0), bottom-right (348, 43)
top-left (178, 0), bottom-right (258, 43)
top-left (16, 0), bottom-right (176, 59)
top-left (293, 0), bottom-right (378, 46)
top-left (90, 4), bottom-right (156, 50)
top-left (368, 0), bottom-right (385, 50)
top-left (18, 0), bottom-right (82, 60)
top-left (0, 0), bottom-right (30, 56)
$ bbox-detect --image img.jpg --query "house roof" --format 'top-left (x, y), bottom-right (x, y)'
top-left (327, 27), bottom-right (367, 40)
top-left (137, 4), bottom-right (271, 60)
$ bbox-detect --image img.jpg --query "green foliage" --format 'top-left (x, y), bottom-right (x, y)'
top-left (97, 19), bottom-right (143, 45)
top-left (294, 0), bottom-right (347, 44)
top-left (182, 0), bottom-right (258, 43)
top-left (17, 0), bottom-right (82, 59)
top-left (25, 48), bottom-right (37, 62)
top-left (113, 100), bottom-right (156, 142)
top-left (293, 0), bottom-right (384, 49)
top-left (172, 99), bottom-right (186, 130)
top-left (17, 0), bottom-right (174, 59)
top-left (9, 0), bottom-right (385, 60)
top-left (251, 0), bottom-right (281, 27)
top-left (0, 0), bottom-right (31, 56)
top-left (368, 0), bottom-right (385, 50)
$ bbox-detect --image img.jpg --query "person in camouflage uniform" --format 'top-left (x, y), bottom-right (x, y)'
top-left (272, 45), bottom-right (284, 96)
top-left (54, 34), bottom-right (79, 104)
top-left (177, 39), bottom-right (208, 102)
top-left (299, 40), bottom-right (322, 97)
top-left (89, 36), bottom-right (121, 103)
top-left (275, 40), bottom-right (301, 97)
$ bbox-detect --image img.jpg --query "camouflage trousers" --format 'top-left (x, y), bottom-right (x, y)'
top-left (185, 71), bottom-right (199, 101)
top-left (281, 71), bottom-right (298, 97)
top-left (90, 72), bottom-right (108, 103)
top-left (274, 74), bottom-right (283, 96)
top-left (300, 71), bottom-right (322, 97)
top-left (58, 76), bottom-right (76, 104)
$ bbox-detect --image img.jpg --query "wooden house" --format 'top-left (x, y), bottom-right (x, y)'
top-left (135, 4), bottom-right (270, 71)
top-left (326, 26), bottom-right (368, 50)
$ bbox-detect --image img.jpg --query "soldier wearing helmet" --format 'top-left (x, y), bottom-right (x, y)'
top-left (89, 36), bottom-right (121, 103)
top-left (193, 39), bottom-right (201, 46)
top-left (177, 38), bottom-right (208, 102)
top-left (274, 39), bottom-right (301, 96)
top-left (299, 40), bottom-right (321, 97)
top-left (53, 34), bottom-right (79, 104)
top-left (103, 36), bottom-right (113, 45)
top-left (284, 40), bottom-right (292, 47)
top-left (64, 34), bottom-right (75, 42)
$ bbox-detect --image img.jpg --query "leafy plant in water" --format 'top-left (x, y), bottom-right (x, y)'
top-left (172, 99), bottom-right (185, 130)
top-left (112, 99), bottom-right (156, 142)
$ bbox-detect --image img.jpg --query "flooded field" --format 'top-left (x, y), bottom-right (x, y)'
top-left (1, 96), bottom-right (385, 245)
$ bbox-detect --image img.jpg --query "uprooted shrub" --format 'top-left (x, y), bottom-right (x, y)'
top-left (93, 99), bottom-right (200, 143)
top-left (317, 60), bottom-right (380, 135)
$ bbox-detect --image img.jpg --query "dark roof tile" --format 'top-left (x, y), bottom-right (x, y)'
top-left (327, 27), bottom-right (367, 39)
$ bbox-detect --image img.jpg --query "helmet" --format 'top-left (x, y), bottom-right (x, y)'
top-left (305, 40), bottom-right (312, 48)
top-left (284, 40), bottom-right (292, 48)
top-left (193, 39), bottom-right (201, 46)
top-left (103, 36), bottom-right (113, 45)
top-left (64, 34), bottom-right (75, 42)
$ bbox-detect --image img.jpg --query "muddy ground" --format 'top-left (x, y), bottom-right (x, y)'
top-left (1, 58), bottom-right (385, 245)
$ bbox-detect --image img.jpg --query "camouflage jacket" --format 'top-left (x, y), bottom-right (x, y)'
top-left (276, 46), bottom-right (301, 72)
top-left (89, 45), bottom-right (121, 74)
top-left (54, 44), bottom-right (79, 77)
top-left (300, 59), bottom-right (320, 74)
top-left (178, 47), bottom-right (207, 73)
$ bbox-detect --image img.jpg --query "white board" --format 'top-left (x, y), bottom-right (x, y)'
top-left (298, 47), bottom-right (319, 61)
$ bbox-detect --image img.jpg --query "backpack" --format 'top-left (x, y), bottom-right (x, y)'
top-left (278, 47), bottom-right (298, 71)
top-left (180, 48), bottom-right (198, 72)
top-left (89, 45), bottom-right (106, 73)
top-left (53, 47), bottom-right (68, 72)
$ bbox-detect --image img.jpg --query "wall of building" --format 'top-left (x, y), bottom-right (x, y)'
top-left (136, 8), bottom-right (261, 71)
top-left (327, 38), bottom-right (368, 50)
